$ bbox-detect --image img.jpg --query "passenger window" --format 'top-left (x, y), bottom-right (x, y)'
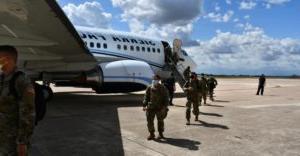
top-left (124, 45), bottom-right (127, 50)
top-left (142, 47), bottom-right (145, 52)
top-left (97, 43), bottom-right (101, 48)
top-left (157, 48), bottom-right (161, 53)
top-left (147, 47), bottom-right (151, 52)
top-left (117, 44), bottom-right (121, 50)
top-left (103, 43), bottom-right (107, 49)
top-left (130, 45), bottom-right (134, 51)
top-left (136, 46), bottom-right (140, 51)
top-left (90, 42), bottom-right (94, 48)
top-left (152, 48), bottom-right (156, 53)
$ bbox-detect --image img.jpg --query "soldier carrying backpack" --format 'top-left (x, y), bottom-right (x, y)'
top-left (0, 45), bottom-right (47, 156)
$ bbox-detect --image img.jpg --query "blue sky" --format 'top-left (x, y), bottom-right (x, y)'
top-left (58, 0), bottom-right (300, 75)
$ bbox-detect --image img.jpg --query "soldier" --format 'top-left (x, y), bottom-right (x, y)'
top-left (162, 73), bottom-right (176, 106)
top-left (184, 72), bottom-right (200, 125)
top-left (143, 75), bottom-right (169, 140)
top-left (0, 45), bottom-right (35, 156)
top-left (207, 75), bottom-right (218, 101)
top-left (199, 74), bottom-right (208, 105)
top-left (256, 74), bottom-right (266, 96)
top-left (183, 66), bottom-right (191, 82)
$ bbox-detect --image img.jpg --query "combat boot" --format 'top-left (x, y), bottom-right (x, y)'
top-left (195, 116), bottom-right (198, 121)
top-left (186, 120), bottom-right (190, 125)
top-left (147, 132), bottom-right (155, 140)
top-left (157, 132), bottom-right (165, 139)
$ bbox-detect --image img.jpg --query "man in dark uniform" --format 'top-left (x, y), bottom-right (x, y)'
top-left (256, 74), bottom-right (266, 95)
top-left (0, 45), bottom-right (35, 156)
top-left (143, 75), bottom-right (169, 140)
top-left (162, 73), bottom-right (176, 106)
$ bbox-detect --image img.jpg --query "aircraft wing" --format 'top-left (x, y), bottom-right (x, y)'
top-left (0, 0), bottom-right (97, 73)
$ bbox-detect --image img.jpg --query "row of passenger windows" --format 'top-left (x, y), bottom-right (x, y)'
top-left (117, 44), bottom-right (161, 53)
top-left (85, 42), bottom-right (108, 49)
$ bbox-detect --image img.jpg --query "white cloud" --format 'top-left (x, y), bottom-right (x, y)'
top-left (215, 3), bottom-right (221, 12)
top-left (62, 1), bottom-right (112, 28)
top-left (204, 10), bottom-right (234, 23)
top-left (263, 0), bottom-right (291, 8)
top-left (239, 1), bottom-right (257, 10)
top-left (112, 0), bottom-right (203, 46)
top-left (186, 24), bottom-right (300, 75)
top-left (225, 0), bottom-right (232, 5)
top-left (244, 15), bottom-right (250, 19)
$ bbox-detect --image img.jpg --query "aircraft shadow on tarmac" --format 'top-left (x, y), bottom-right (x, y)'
top-left (190, 120), bottom-right (229, 130)
top-left (155, 138), bottom-right (201, 151)
top-left (32, 92), bottom-right (146, 156)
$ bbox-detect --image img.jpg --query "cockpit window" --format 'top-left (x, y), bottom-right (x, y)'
top-left (181, 50), bottom-right (188, 56)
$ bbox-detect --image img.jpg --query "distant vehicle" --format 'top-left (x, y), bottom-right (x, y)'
top-left (0, 0), bottom-right (196, 95)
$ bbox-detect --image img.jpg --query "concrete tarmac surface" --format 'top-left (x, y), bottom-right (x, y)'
top-left (31, 78), bottom-right (300, 156)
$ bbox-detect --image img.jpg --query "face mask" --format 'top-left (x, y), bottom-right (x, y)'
top-left (152, 80), bottom-right (159, 87)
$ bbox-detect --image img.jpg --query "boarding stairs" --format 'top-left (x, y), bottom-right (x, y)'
top-left (164, 56), bottom-right (187, 90)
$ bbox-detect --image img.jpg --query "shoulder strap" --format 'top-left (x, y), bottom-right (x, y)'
top-left (9, 71), bottom-right (25, 99)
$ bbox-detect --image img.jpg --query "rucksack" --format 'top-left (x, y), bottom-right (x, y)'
top-left (9, 71), bottom-right (47, 125)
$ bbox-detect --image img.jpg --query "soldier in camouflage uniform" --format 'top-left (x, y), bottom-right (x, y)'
top-left (143, 75), bottom-right (169, 140)
top-left (199, 73), bottom-right (208, 105)
top-left (0, 45), bottom-right (35, 156)
top-left (184, 72), bottom-right (200, 125)
top-left (207, 75), bottom-right (218, 101)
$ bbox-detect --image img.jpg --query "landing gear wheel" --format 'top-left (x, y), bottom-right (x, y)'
top-left (92, 87), bottom-right (102, 94)
top-left (41, 85), bottom-right (54, 102)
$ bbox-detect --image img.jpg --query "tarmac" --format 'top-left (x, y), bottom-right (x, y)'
top-left (31, 78), bottom-right (300, 156)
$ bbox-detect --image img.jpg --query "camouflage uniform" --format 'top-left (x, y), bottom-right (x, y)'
top-left (184, 79), bottom-right (200, 121)
top-left (143, 84), bottom-right (169, 134)
top-left (207, 77), bottom-right (218, 101)
top-left (0, 70), bottom-right (35, 156)
top-left (199, 77), bottom-right (208, 105)
top-left (183, 68), bottom-right (191, 82)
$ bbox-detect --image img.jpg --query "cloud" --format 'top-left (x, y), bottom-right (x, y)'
top-left (225, 0), bottom-right (232, 5)
top-left (186, 23), bottom-right (300, 75)
top-left (112, 0), bottom-right (203, 46)
top-left (239, 1), bottom-right (257, 10)
top-left (62, 1), bottom-right (112, 28)
top-left (204, 10), bottom-right (234, 23)
top-left (263, 0), bottom-right (291, 8)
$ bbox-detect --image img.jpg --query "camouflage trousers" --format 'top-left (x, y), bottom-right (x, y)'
top-left (146, 109), bottom-right (166, 133)
top-left (208, 87), bottom-right (214, 101)
top-left (186, 97), bottom-right (199, 121)
top-left (199, 92), bottom-right (207, 105)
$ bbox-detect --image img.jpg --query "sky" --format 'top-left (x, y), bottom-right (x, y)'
top-left (57, 0), bottom-right (300, 76)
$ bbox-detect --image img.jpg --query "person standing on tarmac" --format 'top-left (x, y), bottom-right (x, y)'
top-left (184, 72), bottom-right (200, 125)
top-left (207, 75), bottom-right (218, 101)
top-left (162, 73), bottom-right (176, 106)
top-left (0, 45), bottom-right (35, 156)
top-left (256, 74), bottom-right (266, 96)
top-left (199, 73), bottom-right (208, 105)
top-left (143, 75), bottom-right (169, 140)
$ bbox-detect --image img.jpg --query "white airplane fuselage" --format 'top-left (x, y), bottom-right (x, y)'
top-left (56, 26), bottom-right (196, 93)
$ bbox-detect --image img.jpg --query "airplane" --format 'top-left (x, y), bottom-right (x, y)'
top-left (0, 0), bottom-right (196, 97)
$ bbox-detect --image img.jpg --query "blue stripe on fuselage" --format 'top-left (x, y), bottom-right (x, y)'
top-left (89, 49), bottom-right (164, 69)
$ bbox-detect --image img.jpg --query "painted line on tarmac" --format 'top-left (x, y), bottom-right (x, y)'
top-left (240, 103), bottom-right (300, 109)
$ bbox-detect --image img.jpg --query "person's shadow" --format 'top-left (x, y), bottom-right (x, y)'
top-left (155, 138), bottom-right (201, 150)
top-left (199, 111), bottom-right (223, 117)
top-left (191, 120), bottom-right (229, 130)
